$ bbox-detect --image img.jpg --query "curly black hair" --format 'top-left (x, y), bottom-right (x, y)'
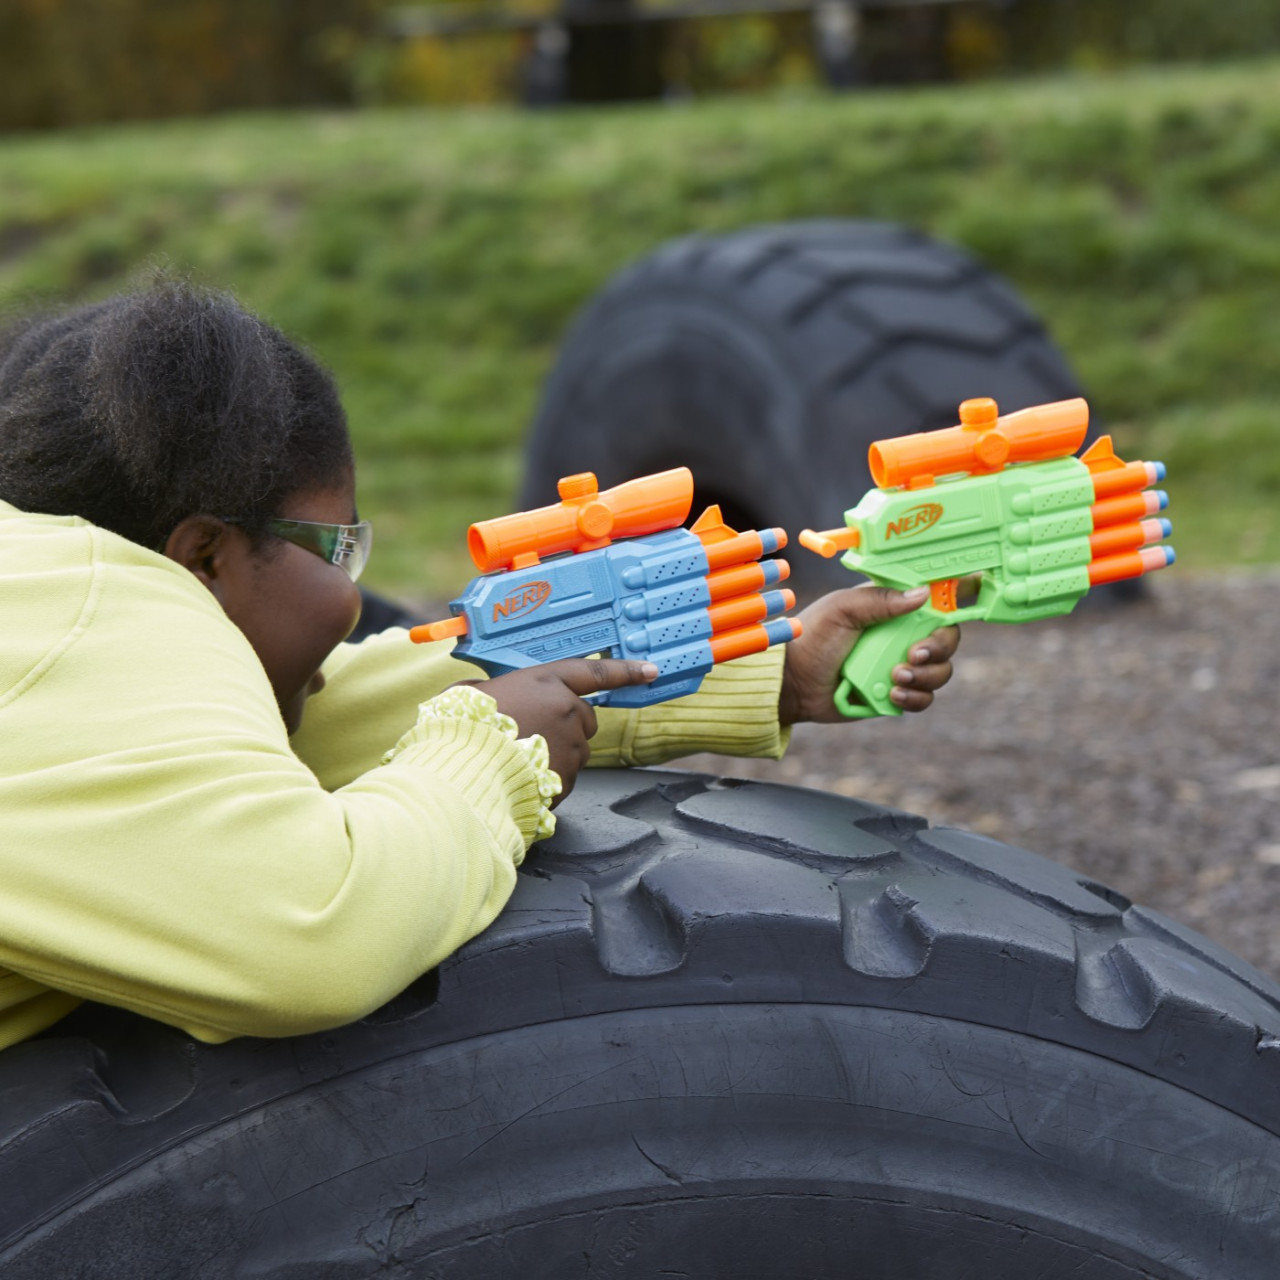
top-left (0, 278), bottom-right (353, 551)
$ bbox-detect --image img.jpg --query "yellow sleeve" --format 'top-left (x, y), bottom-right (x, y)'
top-left (0, 533), bottom-right (545, 1045)
top-left (293, 630), bottom-right (791, 783)
top-left (290, 627), bottom-right (482, 791)
top-left (293, 629), bottom-right (790, 783)
top-left (590, 645), bottom-right (791, 766)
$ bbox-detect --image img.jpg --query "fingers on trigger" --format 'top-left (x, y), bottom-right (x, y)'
top-left (584, 657), bottom-right (614, 689)
top-left (596, 658), bottom-right (659, 689)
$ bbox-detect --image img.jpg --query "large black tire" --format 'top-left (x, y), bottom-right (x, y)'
top-left (520, 221), bottom-right (1091, 595)
top-left (4, 769), bottom-right (1279, 1277)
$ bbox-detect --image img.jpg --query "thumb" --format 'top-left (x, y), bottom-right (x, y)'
top-left (832, 584), bottom-right (931, 629)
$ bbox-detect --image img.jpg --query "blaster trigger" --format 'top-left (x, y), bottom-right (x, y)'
top-left (930, 579), bottom-right (959, 612)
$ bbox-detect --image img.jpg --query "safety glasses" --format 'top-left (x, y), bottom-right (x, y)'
top-left (222, 516), bottom-right (373, 582)
top-left (269, 518), bottom-right (372, 582)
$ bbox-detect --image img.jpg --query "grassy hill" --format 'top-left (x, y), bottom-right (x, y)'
top-left (2, 59), bottom-right (1278, 599)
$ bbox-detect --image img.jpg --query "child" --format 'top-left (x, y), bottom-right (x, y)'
top-left (0, 280), bottom-right (957, 1050)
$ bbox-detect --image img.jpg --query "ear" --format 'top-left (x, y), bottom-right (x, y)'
top-left (163, 514), bottom-right (234, 590)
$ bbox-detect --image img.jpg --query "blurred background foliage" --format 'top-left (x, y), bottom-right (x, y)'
top-left (3, 0), bottom-right (1280, 124)
top-left (0, 4), bottom-right (1278, 599)
top-left (0, 0), bottom-right (378, 129)
top-left (6, 60), bottom-right (1275, 596)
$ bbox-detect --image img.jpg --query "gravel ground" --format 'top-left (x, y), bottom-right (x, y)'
top-left (678, 570), bottom-right (1280, 983)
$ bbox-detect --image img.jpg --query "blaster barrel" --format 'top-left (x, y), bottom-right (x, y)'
top-left (1090, 459), bottom-right (1167, 500)
top-left (707, 589), bottom-right (795, 634)
top-left (1091, 489), bottom-right (1168, 530)
top-left (466, 469), bottom-right (694, 573)
top-left (1089, 545), bottom-right (1175, 586)
top-left (868, 397), bottom-right (1089, 490)
top-left (705, 559), bottom-right (789, 601)
top-left (1089, 517), bottom-right (1171, 560)
top-left (709, 618), bottom-right (803, 664)
top-left (1081, 435), bottom-right (1167, 500)
top-left (703, 527), bottom-right (788, 571)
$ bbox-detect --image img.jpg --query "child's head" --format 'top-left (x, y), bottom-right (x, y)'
top-left (0, 277), bottom-right (353, 550)
top-left (0, 279), bottom-right (365, 731)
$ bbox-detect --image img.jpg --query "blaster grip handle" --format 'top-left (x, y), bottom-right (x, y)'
top-left (834, 605), bottom-right (954, 719)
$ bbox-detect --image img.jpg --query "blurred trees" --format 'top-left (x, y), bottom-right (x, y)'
top-left (966, 0), bottom-right (1280, 77)
top-left (0, 0), bottom-right (380, 130)
top-left (2, 0), bottom-right (1279, 129)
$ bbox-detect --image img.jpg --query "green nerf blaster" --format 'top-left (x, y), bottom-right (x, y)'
top-left (799, 396), bottom-right (1174, 719)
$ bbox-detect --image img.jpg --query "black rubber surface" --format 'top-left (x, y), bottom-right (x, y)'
top-left (3, 769), bottom-right (1279, 1277)
top-left (520, 220), bottom-right (1092, 594)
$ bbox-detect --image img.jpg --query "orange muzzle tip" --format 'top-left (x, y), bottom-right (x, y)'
top-left (410, 616), bottom-right (469, 644)
top-left (798, 527), bottom-right (861, 558)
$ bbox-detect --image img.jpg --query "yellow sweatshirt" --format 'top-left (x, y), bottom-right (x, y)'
top-left (0, 501), bottom-right (787, 1048)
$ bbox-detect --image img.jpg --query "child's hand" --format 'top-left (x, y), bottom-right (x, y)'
top-left (779, 586), bottom-right (959, 726)
top-left (468, 658), bottom-right (658, 799)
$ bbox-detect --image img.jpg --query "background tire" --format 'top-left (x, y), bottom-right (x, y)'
top-left (351, 585), bottom-right (423, 642)
top-left (4, 769), bottom-right (1279, 1277)
top-left (520, 220), bottom-right (1092, 595)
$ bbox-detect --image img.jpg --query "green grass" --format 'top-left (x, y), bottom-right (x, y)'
top-left (2, 59), bottom-right (1279, 599)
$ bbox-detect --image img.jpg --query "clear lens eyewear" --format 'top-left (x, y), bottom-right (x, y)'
top-left (266, 518), bottom-right (372, 582)
top-left (220, 516), bottom-right (373, 581)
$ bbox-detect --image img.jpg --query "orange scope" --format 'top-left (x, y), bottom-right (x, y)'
top-left (466, 468), bottom-right (694, 573)
top-left (868, 397), bottom-right (1090, 489)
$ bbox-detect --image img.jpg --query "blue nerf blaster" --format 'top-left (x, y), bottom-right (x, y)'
top-left (411, 468), bottom-right (801, 708)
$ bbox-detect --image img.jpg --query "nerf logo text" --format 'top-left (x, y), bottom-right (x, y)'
top-left (884, 503), bottom-right (943, 541)
top-left (492, 580), bottom-right (552, 623)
